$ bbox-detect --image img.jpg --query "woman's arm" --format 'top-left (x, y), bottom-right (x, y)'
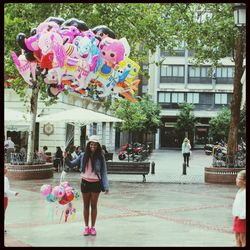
top-left (100, 155), bottom-right (109, 192)
top-left (64, 153), bottom-right (82, 169)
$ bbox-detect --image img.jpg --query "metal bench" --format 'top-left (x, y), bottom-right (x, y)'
top-left (106, 161), bottom-right (150, 182)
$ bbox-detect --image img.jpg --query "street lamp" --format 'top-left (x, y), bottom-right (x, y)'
top-left (227, 3), bottom-right (246, 166)
top-left (232, 3), bottom-right (246, 27)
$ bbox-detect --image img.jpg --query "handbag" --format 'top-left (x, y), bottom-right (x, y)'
top-left (97, 173), bottom-right (105, 192)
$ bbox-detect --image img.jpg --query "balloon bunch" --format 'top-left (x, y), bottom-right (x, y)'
top-left (11, 17), bottom-right (141, 102)
top-left (40, 181), bottom-right (80, 223)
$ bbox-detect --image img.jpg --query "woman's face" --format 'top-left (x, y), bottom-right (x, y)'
top-left (90, 142), bottom-right (98, 153)
top-left (236, 174), bottom-right (246, 188)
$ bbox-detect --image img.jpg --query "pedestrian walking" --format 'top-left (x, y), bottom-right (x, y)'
top-left (64, 135), bottom-right (109, 236)
top-left (4, 165), bottom-right (19, 233)
top-left (232, 170), bottom-right (246, 247)
top-left (181, 138), bottom-right (191, 167)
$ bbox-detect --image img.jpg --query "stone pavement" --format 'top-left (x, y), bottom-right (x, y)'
top-left (4, 150), bottom-right (238, 247)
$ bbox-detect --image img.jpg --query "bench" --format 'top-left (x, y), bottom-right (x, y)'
top-left (106, 161), bottom-right (150, 182)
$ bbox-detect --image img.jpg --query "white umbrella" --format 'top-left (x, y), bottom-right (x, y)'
top-left (4, 108), bottom-right (30, 123)
top-left (36, 107), bottom-right (123, 125)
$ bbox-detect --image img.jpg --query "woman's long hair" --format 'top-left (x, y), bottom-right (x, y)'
top-left (83, 141), bottom-right (104, 172)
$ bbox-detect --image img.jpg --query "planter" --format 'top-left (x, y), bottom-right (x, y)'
top-left (6, 163), bottom-right (54, 180)
top-left (204, 167), bottom-right (245, 184)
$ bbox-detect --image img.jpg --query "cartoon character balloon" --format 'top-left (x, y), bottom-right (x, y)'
top-left (11, 17), bottom-right (141, 102)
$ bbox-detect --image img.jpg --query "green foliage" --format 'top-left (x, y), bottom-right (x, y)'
top-left (138, 94), bottom-right (162, 134)
top-left (111, 98), bottom-right (147, 133)
top-left (209, 105), bottom-right (246, 142)
top-left (111, 95), bottom-right (161, 135)
top-left (175, 103), bottom-right (197, 142)
top-left (5, 3), bottom-right (237, 90)
top-left (238, 104), bottom-right (246, 140)
top-left (208, 107), bottom-right (231, 142)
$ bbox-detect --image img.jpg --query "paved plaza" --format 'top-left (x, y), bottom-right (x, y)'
top-left (4, 150), bottom-right (237, 247)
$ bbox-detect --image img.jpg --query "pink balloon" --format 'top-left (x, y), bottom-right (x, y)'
top-left (52, 185), bottom-right (65, 198)
top-left (40, 184), bottom-right (52, 197)
top-left (64, 186), bottom-right (73, 195)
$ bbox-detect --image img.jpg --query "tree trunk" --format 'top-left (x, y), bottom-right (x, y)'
top-left (27, 85), bottom-right (40, 162)
top-left (227, 30), bottom-right (244, 165)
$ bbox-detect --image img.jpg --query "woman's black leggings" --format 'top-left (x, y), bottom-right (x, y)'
top-left (183, 153), bottom-right (190, 166)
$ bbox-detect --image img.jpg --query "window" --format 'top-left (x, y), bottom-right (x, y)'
top-left (172, 93), bottom-right (184, 103)
top-left (158, 92), bottom-right (184, 104)
top-left (199, 93), bottom-right (213, 105)
top-left (188, 66), bottom-right (212, 83)
top-left (215, 93), bottom-right (227, 104)
top-left (187, 93), bottom-right (199, 104)
top-left (160, 43), bottom-right (185, 57)
top-left (216, 66), bottom-right (234, 84)
top-left (160, 65), bottom-right (185, 83)
top-left (159, 92), bottom-right (171, 103)
top-left (141, 63), bottom-right (149, 85)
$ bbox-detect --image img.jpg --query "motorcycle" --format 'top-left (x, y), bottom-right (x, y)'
top-left (118, 143), bottom-right (143, 161)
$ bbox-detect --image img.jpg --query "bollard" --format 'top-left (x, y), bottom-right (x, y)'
top-left (182, 162), bottom-right (186, 175)
top-left (151, 161), bottom-right (155, 174)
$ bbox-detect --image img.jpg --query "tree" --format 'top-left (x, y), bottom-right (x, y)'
top-left (171, 3), bottom-right (245, 161)
top-left (208, 107), bottom-right (231, 143)
top-left (209, 105), bottom-right (246, 143)
top-left (111, 98), bottom-right (147, 144)
top-left (5, 3), bottom-right (243, 161)
top-left (138, 94), bottom-right (162, 145)
top-left (175, 103), bottom-right (197, 145)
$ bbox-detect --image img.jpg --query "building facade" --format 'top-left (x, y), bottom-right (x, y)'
top-left (4, 89), bottom-right (118, 155)
top-left (144, 45), bottom-right (234, 149)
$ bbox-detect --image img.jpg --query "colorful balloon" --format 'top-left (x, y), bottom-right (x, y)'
top-left (11, 17), bottom-right (141, 102)
top-left (40, 184), bottom-right (52, 197)
top-left (46, 193), bottom-right (56, 202)
top-left (52, 185), bottom-right (65, 198)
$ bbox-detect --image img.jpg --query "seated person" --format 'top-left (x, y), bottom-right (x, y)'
top-left (36, 146), bottom-right (50, 162)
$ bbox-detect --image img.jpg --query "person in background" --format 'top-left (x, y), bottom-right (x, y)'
top-left (4, 164), bottom-right (19, 233)
top-left (36, 146), bottom-right (50, 162)
top-left (53, 146), bottom-right (63, 171)
top-left (20, 145), bottom-right (27, 162)
top-left (101, 145), bottom-right (108, 154)
top-left (75, 146), bottom-right (82, 156)
top-left (64, 135), bottom-right (109, 236)
top-left (4, 137), bottom-right (15, 163)
top-left (70, 145), bottom-right (80, 171)
top-left (181, 138), bottom-right (191, 167)
top-left (232, 170), bottom-right (246, 247)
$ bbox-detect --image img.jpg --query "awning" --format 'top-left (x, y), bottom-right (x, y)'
top-left (4, 108), bottom-right (30, 132)
top-left (36, 107), bottom-right (123, 125)
top-left (4, 108), bottom-right (30, 123)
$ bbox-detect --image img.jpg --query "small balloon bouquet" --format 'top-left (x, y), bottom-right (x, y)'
top-left (40, 172), bottom-right (80, 223)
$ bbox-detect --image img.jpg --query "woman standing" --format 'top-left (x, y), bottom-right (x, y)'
top-left (64, 135), bottom-right (109, 236)
top-left (181, 138), bottom-right (191, 167)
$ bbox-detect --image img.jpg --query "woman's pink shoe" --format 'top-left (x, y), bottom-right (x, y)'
top-left (83, 226), bottom-right (90, 236)
top-left (90, 227), bottom-right (96, 236)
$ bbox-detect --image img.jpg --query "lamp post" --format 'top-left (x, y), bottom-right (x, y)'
top-left (227, 3), bottom-right (246, 166)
